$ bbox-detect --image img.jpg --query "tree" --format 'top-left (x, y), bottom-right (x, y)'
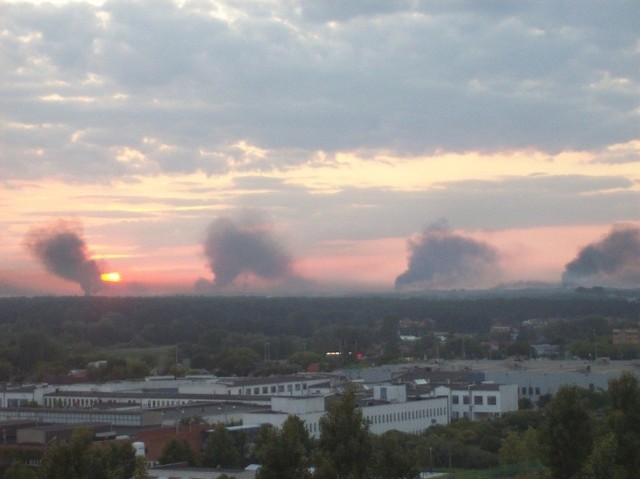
top-left (378, 316), bottom-right (400, 362)
top-left (314, 386), bottom-right (373, 479)
top-left (255, 416), bottom-right (311, 479)
top-left (40, 428), bottom-right (137, 479)
top-left (372, 431), bottom-right (418, 479)
top-left (540, 386), bottom-right (593, 479)
top-left (585, 432), bottom-right (624, 479)
top-left (131, 456), bottom-right (149, 479)
top-left (158, 437), bottom-right (196, 466)
top-left (0, 358), bottom-right (12, 381)
top-left (41, 428), bottom-right (93, 479)
top-left (606, 372), bottom-right (640, 478)
top-left (213, 347), bottom-right (260, 376)
top-left (498, 427), bottom-right (539, 465)
top-left (287, 351), bottom-right (323, 370)
top-left (201, 423), bottom-right (242, 468)
top-left (3, 461), bottom-right (38, 479)
top-left (101, 440), bottom-right (137, 479)
top-left (498, 430), bottom-right (527, 466)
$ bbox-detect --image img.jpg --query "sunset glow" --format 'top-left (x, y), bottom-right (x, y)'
top-left (1, 1), bottom-right (638, 295)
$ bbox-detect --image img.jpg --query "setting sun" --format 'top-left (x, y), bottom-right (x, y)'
top-left (101, 272), bottom-right (121, 283)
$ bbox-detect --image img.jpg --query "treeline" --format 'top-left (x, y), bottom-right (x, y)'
top-left (0, 295), bottom-right (638, 382)
top-left (1, 294), bottom-right (638, 338)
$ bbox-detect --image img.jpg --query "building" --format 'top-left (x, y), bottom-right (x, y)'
top-left (436, 383), bottom-right (519, 420)
top-left (17, 423), bottom-right (114, 446)
top-left (242, 385), bottom-right (449, 438)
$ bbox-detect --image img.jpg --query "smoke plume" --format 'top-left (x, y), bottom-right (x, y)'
top-left (203, 215), bottom-right (293, 289)
top-left (562, 225), bottom-right (640, 287)
top-left (395, 221), bottom-right (500, 290)
top-left (24, 220), bottom-right (103, 295)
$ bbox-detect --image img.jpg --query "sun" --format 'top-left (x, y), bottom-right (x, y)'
top-left (100, 272), bottom-right (121, 282)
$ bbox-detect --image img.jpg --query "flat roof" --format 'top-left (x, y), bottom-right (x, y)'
top-left (425, 359), bottom-right (640, 376)
top-left (44, 390), bottom-right (271, 402)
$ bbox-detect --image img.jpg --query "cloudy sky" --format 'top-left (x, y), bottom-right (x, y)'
top-left (1, 0), bottom-right (639, 295)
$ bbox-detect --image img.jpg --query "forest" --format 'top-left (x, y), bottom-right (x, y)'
top-left (0, 293), bottom-right (638, 382)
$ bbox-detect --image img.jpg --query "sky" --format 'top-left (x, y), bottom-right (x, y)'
top-left (1, 0), bottom-right (639, 296)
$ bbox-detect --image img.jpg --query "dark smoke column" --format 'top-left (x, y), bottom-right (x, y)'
top-left (203, 216), bottom-right (293, 289)
top-left (395, 221), bottom-right (499, 290)
top-left (25, 220), bottom-right (103, 295)
top-left (562, 225), bottom-right (640, 287)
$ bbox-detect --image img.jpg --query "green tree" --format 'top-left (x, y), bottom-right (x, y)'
top-left (378, 316), bottom-right (400, 362)
top-left (131, 456), bottom-right (149, 479)
top-left (606, 372), bottom-right (640, 478)
top-left (585, 432), bottom-right (624, 479)
top-left (158, 437), bottom-right (196, 466)
top-left (372, 431), bottom-right (418, 479)
top-left (314, 386), bottom-right (373, 479)
top-left (213, 347), bottom-right (260, 376)
top-left (101, 441), bottom-right (137, 479)
top-left (540, 386), bottom-right (593, 479)
top-left (287, 351), bottom-right (323, 370)
top-left (498, 427), bottom-right (539, 465)
top-left (201, 423), bottom-right (242, 468)
top-left (255, 416), bottom-right (311, 479)
top-left (41, 428), bottom-right (93, 479)
top-left (3, 461), bottom-right (38, 479)
top-left (40, 428), bottom-right (136, 479)
top-left (498, 430), bottom-right (527, 466)
top-left (0, 358), bottom-right (12, 381)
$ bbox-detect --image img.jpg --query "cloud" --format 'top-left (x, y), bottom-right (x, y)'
top-left (24, 219), bottom-right (103, 295)
top-left (562, 225), bottom-right (640, 287)
top-left (1, 1), bottom-right (638, 180)
top-left (395, 220), bottom-right (500, 290)
top-left (202, 213), bottom-right (294, 290)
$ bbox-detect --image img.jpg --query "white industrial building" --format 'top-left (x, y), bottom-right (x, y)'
top-left (435, 383), bottom-right (519, 420)
top-left (243, 385), bottom-right (450, 438)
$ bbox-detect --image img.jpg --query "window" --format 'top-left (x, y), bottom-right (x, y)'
top-left (535, 387), bottom-right (540, 395)
top-left (521, 387), bottom-right (527, 395)
top-left (278, 385), bottom-right (284, 393)
top-left (270, 386), bottom-right (276, 393)
top-left (254, 387), bottom-right (260, 394)
top-left (295, 384), bottom-right (301, 391)
top-left (463, 396), bottom-right (470, 405)
top-left (474, 396), bottom-right (483, 405)
top-left (487, 396), bottom-right (497, 405)
top-left (452, 395), bottom-right (459, 404)
top-left (262, 387), bottom-right (268, 394)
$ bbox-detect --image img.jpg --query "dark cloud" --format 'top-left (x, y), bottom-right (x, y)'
top-left (202, 215), bottom-right (293, 289)
top-left (562, 225), bottom-right (640, 287)
top-left (1, 1), bottom-right (638, 180)
top-left (24, 220), bottom-right (103, 295)
top-left (395, 221), bottom-right (500, 290)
